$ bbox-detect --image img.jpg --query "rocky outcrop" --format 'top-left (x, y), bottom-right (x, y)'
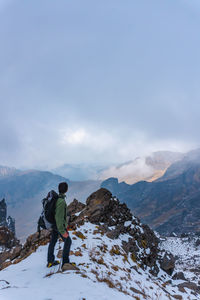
top-left (0, 229), bottom-right (50, 270)
top-left (159, 252), bottom-right (175, 275)
top-left (0, 226), bottom-right (21, 270)
top-left (0, 199), bottom-right (15, 234)
top-left (0, 226), bottom-right (19, 249)
top-left (68, 198), bottom-right (86, 215)
top-left (69, 188), bottom-right (174, 276)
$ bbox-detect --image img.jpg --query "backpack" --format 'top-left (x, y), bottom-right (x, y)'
top-left (37, 190), bottom-right (59, 234)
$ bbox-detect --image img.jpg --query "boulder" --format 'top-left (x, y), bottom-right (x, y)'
top-left (172, 272), bottom-right (187, 281)
top-left (160, 252), bottom-right (175, 275)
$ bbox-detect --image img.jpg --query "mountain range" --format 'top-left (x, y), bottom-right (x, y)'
top-left (50, 151), bottom-right (184, 184)
top-left (101, 149), bottom-right (200, 236)
top-left (0, 170), bottom-right (100, 241)
top-left (1, 148), bottom-right (200, 240)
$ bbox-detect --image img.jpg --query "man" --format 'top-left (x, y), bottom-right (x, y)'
top-left (47, 181), bottom-right (77, 271)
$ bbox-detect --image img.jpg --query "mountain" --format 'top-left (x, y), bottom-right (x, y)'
top-left (158, 148), bottom-right (200, 181)
top-left (0, 166), bottom-right (21, 178)
top-left (99, 151), bottom-right (183, 184)
top-left (0, 170), bottom-right (100, 241)
top-left (1, 188), bottom-right (199, 299)
top-left (101, 155), bottom-right (200, 236)
top-left (52, 163), bottom-right (106, 181)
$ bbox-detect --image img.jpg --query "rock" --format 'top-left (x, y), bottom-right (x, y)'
top-left (0, 199), bottom-right (7, 225)
top-left (178, 282), bottom-right (200, 293)
top-left (0, 226), bottom-right (19, 248)
top-left (160, 252), bottom-right (175, 275)
top-left (9, 245), bottom-right (23, 260)
top-left (195, 239), bottom-right (200, 247)
top-left (106, 229), bottom-right (120, 239)
top-left (62, 263), bottom-right (79, 271)
top-left (69, 188), bottom-right (174, 277)
top-left (1, 261), bottom-right (12, 269)
top-left (172, 295), bottom-right (183, 299)
top-left (84, 188), bottom-right (132, 225)
top-left (68, 199), bottom-right (86, 215)
top-left (0, 199), bottom-right (15, 234)
top-left (172, 272), bottom-right (187, 281)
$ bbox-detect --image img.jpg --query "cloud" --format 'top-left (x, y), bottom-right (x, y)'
top-left (62, 128), bottom-right (88, 145)
top-left (0, 0), bottom-right (200, 169)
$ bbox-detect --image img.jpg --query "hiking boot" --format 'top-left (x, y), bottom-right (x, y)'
top-left (62, 263), bottom-right (79, 271)
top-left (47, 260), bottom-right (60, 268)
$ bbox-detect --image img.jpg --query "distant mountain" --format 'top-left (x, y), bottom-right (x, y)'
top-left (99, 151), bottom-right (183, 184)
top-left (157, 148), bottom-right (200, 182)
top-left (52, 163), bottom-right (106, 181)
top-left (0, 166), bottom-right (21, 178)
top-left (0, 170), bottom-right (100, 241)
top-left (101, 150), bottom-right (200, 236)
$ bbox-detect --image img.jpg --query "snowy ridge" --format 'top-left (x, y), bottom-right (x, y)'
top-left (0, 222), bottom-right (197, 300)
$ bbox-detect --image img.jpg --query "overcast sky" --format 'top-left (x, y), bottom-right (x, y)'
top-left (0, 0), bottom-right (200, 169)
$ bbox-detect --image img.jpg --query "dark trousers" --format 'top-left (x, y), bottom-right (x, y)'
top-left (47, 228), bottom-right (72, 266)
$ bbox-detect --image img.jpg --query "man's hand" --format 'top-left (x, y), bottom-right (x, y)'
top-left (62, 230), bottom-right (69, 238)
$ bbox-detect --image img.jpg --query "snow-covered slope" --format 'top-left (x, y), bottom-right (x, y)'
top-left (1, 222), bottom-right (198, 300)
top-left (161, 234), bottom-right (200, 288)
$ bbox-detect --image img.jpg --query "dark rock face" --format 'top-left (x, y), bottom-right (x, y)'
top-left (0, 199), bottom-right (15, 234)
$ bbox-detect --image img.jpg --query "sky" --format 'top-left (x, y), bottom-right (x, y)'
top-left (0, 0), bottom-right (200, 169)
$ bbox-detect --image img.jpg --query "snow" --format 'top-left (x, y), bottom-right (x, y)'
top-left (160, 235), bottom-right (200, 286)
top-left (0, 222), bottom-right (198, 300)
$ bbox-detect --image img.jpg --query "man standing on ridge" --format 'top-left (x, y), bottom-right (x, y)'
top-left (47, 181), bottom-right (77, 271)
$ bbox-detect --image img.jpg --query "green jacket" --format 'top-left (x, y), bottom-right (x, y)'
top-left (55, 194), bottom-right (68, 235)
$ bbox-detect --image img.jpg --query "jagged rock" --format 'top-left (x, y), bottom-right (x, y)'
top-left (7, 216), bottom-right (15, 235)
top-left (0, 229), bottom-right (50, 270)
top-left (19, 230), bottom-right (50, 260)
top-left (0, 226), bottom-right (19, 248)
top-left (68, 199), bottom-right (86, 215)
top-left (0, 227), bottom-right (21, 270)
top-left (172, 272), bottom-right (187, 281)
top-left (0, 199), bottom-right (15, 234)
top-left (0, 199), bottom-right (7, 225)
top-left (84, 188), bottom-right (132, 225)
top-left (69, 188), bottom-right (173, 276)
top-left (160, 252), bottom-right (176, 275)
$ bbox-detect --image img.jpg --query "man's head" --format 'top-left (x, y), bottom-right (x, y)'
top-left (58, 182), bottom-right (68, 194)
